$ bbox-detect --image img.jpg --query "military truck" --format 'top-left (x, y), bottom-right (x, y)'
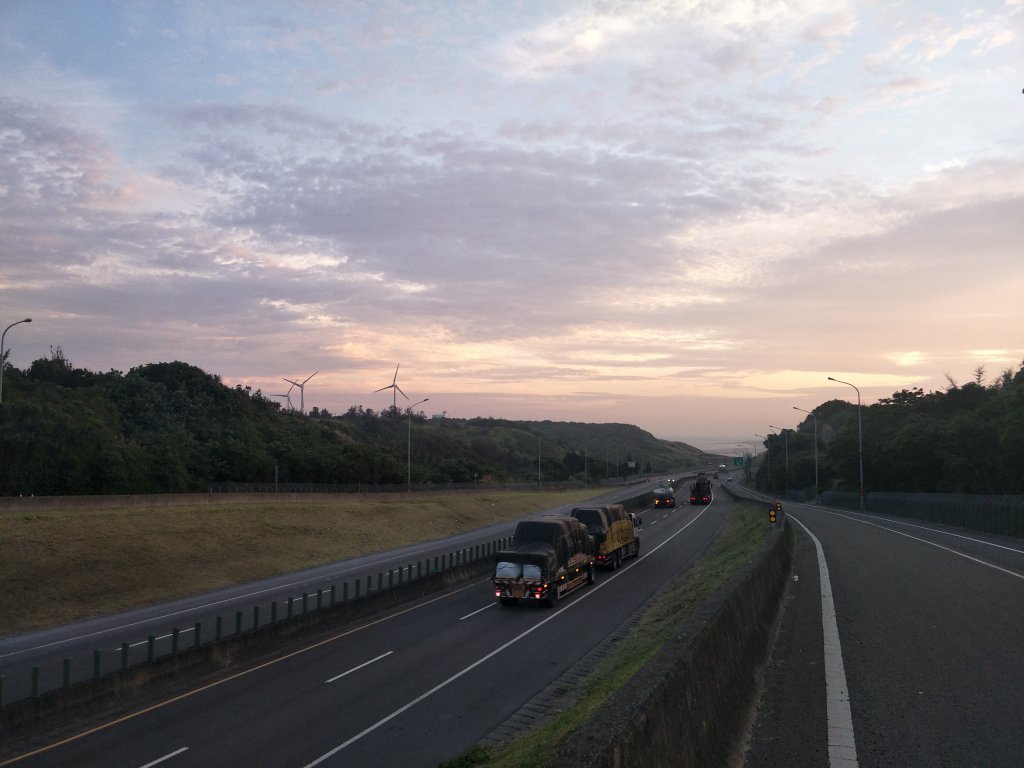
top-left (493, 516), bottom-right (596, 607)
top-left (689, 472), bottom-right (712, 505)
top-left (652, 485), bottom-right (675, 508)
top-left (570, 503), bottom-right (640, 569)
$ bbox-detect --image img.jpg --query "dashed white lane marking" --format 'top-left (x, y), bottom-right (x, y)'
top-left (325, 651), bottom-right (393, 684)
top-left (137, 747), bottom-right (188, 768)
top-left (790, 514), bottom-right (859, 768)
top-left (460, 603), bottom-right (496, 621)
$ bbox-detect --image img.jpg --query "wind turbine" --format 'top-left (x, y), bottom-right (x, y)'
top-left (282, 371), bottom-right (317, 414)
top-left (375, 363), bottom-right (408, 410)
top-left (270, 382), bottom-right (295, 411)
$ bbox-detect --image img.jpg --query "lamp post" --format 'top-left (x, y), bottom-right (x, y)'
top-left (770, 425), bottom-right (789, 498)
top-left (735, 444), bottom-right (749, 480)
top-left (793, 406), bottom-right (819, 504)
top-left (828, 376), bottom-right (864, 511)
top-left (0, 318), bottom-right (32, 404)
top-left (407, 398), bottom-right (428, 491)
top-left (742, 441), bottom-right (756, 480)
top-left (755, 434), bottom-right (771, 489)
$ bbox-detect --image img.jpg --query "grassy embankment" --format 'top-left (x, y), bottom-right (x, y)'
top-left (442, 501), bottom-right (771, 768)
top-left (0, 489), bottom-right (603, 636)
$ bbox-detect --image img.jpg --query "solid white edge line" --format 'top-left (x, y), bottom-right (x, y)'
top-left (325, 651), bottom-right (394, 684)
top-left (137, 746), bottom-right (188, 768)
top-left (302, 504), bottom-right (713, 767)
top-left (789, 513), bottom-right (859, 768)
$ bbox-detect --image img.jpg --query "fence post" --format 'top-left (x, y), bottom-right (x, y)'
top-left (63, 658), bottom-right (71, 689)
top-left (235, 610), bottom-right (243, 636)
top-left (93, 650), bottom-right (101, 681)
top-left (216, 616), bottom-right (223, 641)
top-left (147, 635), bottom-right (156, 663)
top-left (31, 667), bottom-right (40, 698)
top-left (171, 628), bottom-right (180, 656)
top-left (253, 606), bottom-right (260, 630)
top-left (194, 622), bottom-right (202, 648)
top-left (121, 642), bottom-right (130, 672)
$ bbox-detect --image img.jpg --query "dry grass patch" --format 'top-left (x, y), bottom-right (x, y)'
top-left (0, 489), bottom-right (602, 636)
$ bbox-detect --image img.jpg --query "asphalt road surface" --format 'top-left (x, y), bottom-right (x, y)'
top-left (743, 500), bottom-right (1024, 768)
top-left (1, 487), bottom-right (735, 767)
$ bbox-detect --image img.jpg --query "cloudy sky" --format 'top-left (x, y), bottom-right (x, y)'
top-left (2, 1), bottom-right (1022, 450)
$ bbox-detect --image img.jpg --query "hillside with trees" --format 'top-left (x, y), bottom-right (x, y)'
top-left (0, 351), bottom-right (707, 496)
top-left (756, 364), bottom-right (1024, 497)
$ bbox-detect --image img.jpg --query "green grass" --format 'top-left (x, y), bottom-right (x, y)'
top-left (440, 502), bottom-right (770, 768)
top-left (0, 489), bottom-right (604, 636)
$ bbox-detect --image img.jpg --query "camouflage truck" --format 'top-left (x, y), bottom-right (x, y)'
top-left (493, 516), bottom-right (595, 607)
top-left (570, 503), bottom-right (640, 570)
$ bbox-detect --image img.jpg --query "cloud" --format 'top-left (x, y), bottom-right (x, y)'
top-left (1, 1), bottom-right (1020, 443)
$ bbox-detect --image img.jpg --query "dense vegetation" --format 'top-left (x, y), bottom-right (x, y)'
top-left (756, 363), bottom-right (1024, 497)
top-left (0, 351), bottom-right (706, 496)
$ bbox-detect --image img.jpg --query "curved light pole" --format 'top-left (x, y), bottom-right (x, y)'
top-left (407, 398), bottom-right (429, 491)
top-left (793, 406), bottom-right (819, 504)
top-left (0, 318), bottom-right (32, 404)
top-left (828, 376), bottom-right (864, 511)
top-left (770, 425), bottom-right (789, 498)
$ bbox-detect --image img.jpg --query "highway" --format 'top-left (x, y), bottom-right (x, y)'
top-left (0, 480), bottom-right (700, 705)
top-left (742, 497), bottom-right (1024, 768)
top-left (1, 481), bottom-right (731, 767)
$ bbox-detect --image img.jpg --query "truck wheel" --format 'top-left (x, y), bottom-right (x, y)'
top-left (499, 597), bottom-right (518, 607)
top-left (633, 539), bottom-right (641, 558)
top-left (586, 564), bottom-right (596, 584)
top-left (546, 584), bottom-right (559, 608)
top-left (613, 550), bottom-right (622, 570)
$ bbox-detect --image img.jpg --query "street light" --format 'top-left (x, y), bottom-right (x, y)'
top-left (793, 406), bottom-right (819, 504)
top-left (0, 318), bottom-right (32, 404)
top-left (755, 434), bottom-right (771, 489)
top-left (407, 397), bottom-right (429, 491)
top-left (828, 376), bottom-right (864, 511)
top-left (770, 425), bottom-right (789, 498)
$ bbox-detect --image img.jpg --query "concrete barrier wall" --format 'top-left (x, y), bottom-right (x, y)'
top-left (545, 515), bottom-right (794, 767)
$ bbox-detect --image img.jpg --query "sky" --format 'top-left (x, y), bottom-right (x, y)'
top-left (1, 1), bottom-right (1022, 452)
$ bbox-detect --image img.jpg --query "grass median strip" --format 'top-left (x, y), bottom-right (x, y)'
top-left (0, 489), bottom-right (602, 636)
top-left (442, 502), bottom-right (770, 768)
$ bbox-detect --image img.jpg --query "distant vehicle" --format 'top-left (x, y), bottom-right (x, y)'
top-left (652, 486), bottom-right (675, 508)
top-left (571, 504), bottom-right (640, 569)
top-left (718, 464), bottom-right (726, 469)
top-left (493, 516), bottom-right (595, 607)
